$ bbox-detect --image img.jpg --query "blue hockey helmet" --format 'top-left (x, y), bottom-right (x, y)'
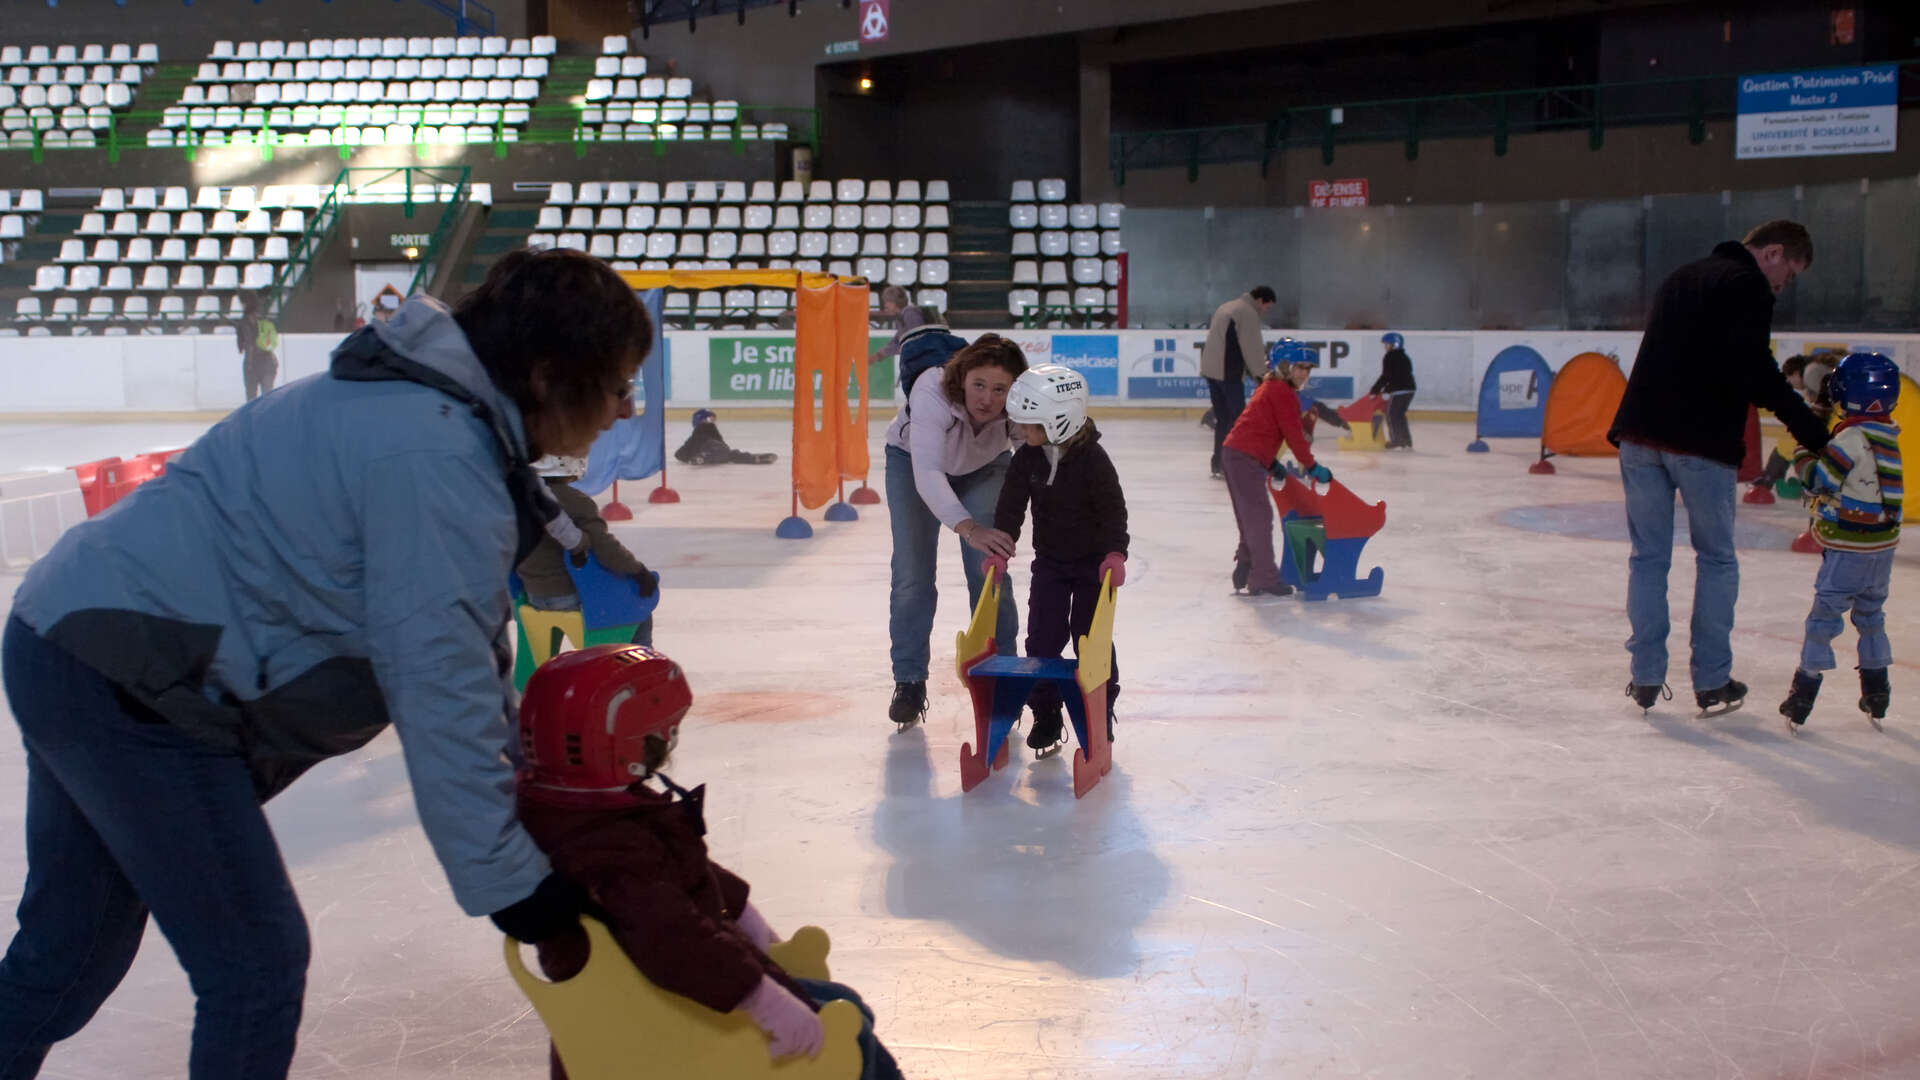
top-left (691, 408), bottom-right (717, 427)
top-left (1831, 352), bottom-right (1901, 416)
top-left (1381, 331), bottom-right (1404, 349)
top-left (1266, 338), bottom-right (1320, 371)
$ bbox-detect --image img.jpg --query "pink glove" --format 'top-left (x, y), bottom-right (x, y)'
top-left (735, 901), bottom-right (777, 952)
top-left (984, 555), bottom-right (1009, 580)
top-left (741, 975), bottom-right (823, 1060)
top-left (1099, 552), bottom-right (1126, 588)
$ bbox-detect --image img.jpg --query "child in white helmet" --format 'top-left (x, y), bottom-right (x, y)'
top-left (987, 364), bottom-right (1129, 755)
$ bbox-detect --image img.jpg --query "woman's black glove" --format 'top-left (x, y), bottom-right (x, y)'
top-left (490, 871), bottom-right (598, 943)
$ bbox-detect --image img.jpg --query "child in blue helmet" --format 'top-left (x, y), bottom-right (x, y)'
top-left (675, 408), bottom-right (778, 466)
top-left (1369, 331), bottom-right (1416, 449)
top-left (1779, 352), bottom-right (1904, 730)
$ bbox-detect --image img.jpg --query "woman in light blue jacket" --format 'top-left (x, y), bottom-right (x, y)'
top-left (0, 250), bottom-right (647, 1079)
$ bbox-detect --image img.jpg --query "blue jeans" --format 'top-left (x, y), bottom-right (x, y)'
top-left (0, 616), bottom-right (310, 1080)
top-left (793, 978), bottom-right (903, 1080)
top-left (885, 445), bottom-right (1018, 683)
top-left (1799, 548), bottom-right (1896, 673)
top-left (1619, 441), bottom-right (1739, 690)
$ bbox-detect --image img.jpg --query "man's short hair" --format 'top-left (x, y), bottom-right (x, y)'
top-left (1248, 286), bottom-right (1277, 304)
top-left (1743, 220), bottom-right (1813, 267)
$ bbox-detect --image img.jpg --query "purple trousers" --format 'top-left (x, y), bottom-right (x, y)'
top-left (1023, 554), bottom-right (1119, 713)
top-left (1223, 446), bottom-right (1281, 591)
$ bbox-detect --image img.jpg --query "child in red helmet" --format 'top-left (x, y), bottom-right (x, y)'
top-left (515, 645), bottom-right (902, 1080)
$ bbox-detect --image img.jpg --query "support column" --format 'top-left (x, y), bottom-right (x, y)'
top-left (1077, 48), bottom-right (1112, 203)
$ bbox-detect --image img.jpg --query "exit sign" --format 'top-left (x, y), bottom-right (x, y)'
top-left (1309, 178), bottom-right (1369, 208)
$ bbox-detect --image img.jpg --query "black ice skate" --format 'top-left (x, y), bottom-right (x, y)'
top-left (1695, 679), bottom-right (1748, 718)
top-left (1026, 703), bottom-right (1066, 759)
top-left (1242, 583), bottom-right (1294, 601)
top-left (1231, 559), bottom-right (1250, 593)
top-left (1105, 683), bottom-right (1119, 743)
top-left (1625, 682), bottom-right (1671, 712)
top-left (1860, 667), bottom-right (1891, 730)
top-left (1779, 670), bottom-right (1821, 732)
top-left (888, 680), bottom-right (927, 730)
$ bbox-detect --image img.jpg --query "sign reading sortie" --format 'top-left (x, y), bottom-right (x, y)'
top-left (1309, 179), bottom-right (1369, 208)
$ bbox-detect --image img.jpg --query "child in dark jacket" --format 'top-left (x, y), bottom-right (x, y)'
top-left (516, 645), bottom-right (903, 1080)
top-left (515, 455), bottom-right (657, 645)
top-left (989, 364), bottom-right (1129, 755)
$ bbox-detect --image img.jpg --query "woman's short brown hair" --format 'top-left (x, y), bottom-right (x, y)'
top-left (940, 334), bottom-right (1030, 405)
top-left (453, 249), bottom-right (651, 452)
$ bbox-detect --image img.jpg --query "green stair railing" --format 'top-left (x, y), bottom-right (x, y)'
top-left (265, 164), bottom-right (472, 320)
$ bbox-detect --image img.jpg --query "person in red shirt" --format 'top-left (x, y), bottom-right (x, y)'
top-left (1223, 339), bottom-right (1334, 599)
top-left (515, 645), bottom-right (902, 1080)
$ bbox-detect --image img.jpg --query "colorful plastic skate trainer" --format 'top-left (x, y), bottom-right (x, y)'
top-left (511, 553), bottom-right (663, 692)
top-left (954, 565), bottom-right (1117, 798)
top-left (1336, 393), bottom-right (1390, 451)
top-left (1268, 471), bottom-right (1387, 601)
top-left (505, 917), bottom-right (863, 1080)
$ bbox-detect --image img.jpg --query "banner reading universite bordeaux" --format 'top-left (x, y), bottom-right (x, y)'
top-left (1735, 64), bottom-right (1897, 161)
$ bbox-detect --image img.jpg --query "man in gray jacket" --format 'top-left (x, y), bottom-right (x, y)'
top-left (0, 250), bottom-right (647, 1079)
top-left (1201, 286), bottom-right (1275, 477)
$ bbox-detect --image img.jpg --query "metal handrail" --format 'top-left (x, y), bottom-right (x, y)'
top-left (1111, 58), bottom-right (1920, 184)
top-left (264, 165), bottom-right (471, 319)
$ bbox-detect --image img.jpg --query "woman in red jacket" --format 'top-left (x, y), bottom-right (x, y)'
top-left (1223, 339), bottom-right (1334, 599)
top-left (515, 646), bottom-right (902, 1080)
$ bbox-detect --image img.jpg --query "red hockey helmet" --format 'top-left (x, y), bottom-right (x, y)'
top-left (519, 644), bottom-right (692, 808)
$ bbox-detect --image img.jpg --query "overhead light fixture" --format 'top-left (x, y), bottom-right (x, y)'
top-left (403, 246), bottom-right (421, 259)
top-left (858, 76), bottom-right (872, 91)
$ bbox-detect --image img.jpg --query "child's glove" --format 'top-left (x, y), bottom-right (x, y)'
top-left (488, 872), bottom-right (598, 944)
top-left (633, 566), bottom-right (658, 598)
top-left (735, 901), bottom-right (778, 952)
top-left (1307, 463), bottom-right (1333, 484)
top-left (1098, 552), bottom-right (1126, 589)
top-left (567, 538), bottom-right (591, 569)
top-left (741, 975), bottom-right (823, 1060)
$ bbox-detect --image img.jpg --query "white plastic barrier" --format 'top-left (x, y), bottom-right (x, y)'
top-left (4, 329), bottom-right (1916, 415)
top-left (0, 469), bottom-right (86, 568)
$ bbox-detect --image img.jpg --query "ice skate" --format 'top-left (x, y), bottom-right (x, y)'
top-left (888, 680), bottom-right (927, 731)
top-left (1779, 670), bottom-right (1821, 732)
top-left (1625, 682), bottom-right (1670, 713)
top-left (1025, 703), bottom-right (1065, 759)
top-left (1860, 667), bottom-right (1891, 730)
top-left (1242, 583), bottom-right (1294, 602)
top-left (1231, 558), bottom-right (1250, 593)
top-left (1695, 678), bottom-right (1748, 718)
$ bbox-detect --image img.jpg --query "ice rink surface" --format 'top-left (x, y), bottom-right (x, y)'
top-left (4, 414), bottom-right (1920, 1080)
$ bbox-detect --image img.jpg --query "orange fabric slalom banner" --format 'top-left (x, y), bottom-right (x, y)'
top-left (834, 282), bottom-right (872, 484)
top-left (792, 283), bottom-right (840, 509)
top-left (1542, 352), bottom-right (1627, 457)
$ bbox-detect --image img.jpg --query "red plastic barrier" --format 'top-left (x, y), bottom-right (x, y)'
top-left (70, 456), bottom-right (122, 517)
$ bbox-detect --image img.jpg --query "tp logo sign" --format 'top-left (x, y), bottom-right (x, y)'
top-left (859, 0), bottom-right (890, 42)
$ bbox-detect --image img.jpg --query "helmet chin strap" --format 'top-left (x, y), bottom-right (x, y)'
top-left (631, 770), bottom-right (708, 837)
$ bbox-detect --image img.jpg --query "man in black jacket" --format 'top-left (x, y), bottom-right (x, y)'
top-left (1608, 220), bottom-right (1828, 716)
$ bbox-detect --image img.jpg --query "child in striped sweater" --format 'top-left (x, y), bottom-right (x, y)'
top-left (1780, 351), bottom-right (1904, 730)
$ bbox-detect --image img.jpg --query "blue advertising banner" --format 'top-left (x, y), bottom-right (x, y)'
top-left (1050, 334), bottom-right (1120, 397)
top-left (1735, 65), bottom-right (1897, 160)
top-left (578, 289), bottom-right (668, 495)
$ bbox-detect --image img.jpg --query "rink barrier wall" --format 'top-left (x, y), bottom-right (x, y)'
top-left (0, 469), bottom-right (86, 568)
top-left (2, 329), bottom-right (1917, 417)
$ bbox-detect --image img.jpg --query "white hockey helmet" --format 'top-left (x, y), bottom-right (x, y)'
top-left (1006, 363), bottom-right (1090, 444)
top-left (531, 454), bottom-right (588, 478)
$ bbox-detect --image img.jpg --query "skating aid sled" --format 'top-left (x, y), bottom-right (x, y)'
top-left (505, 918), bottom-right (862, 1079)
top-left (954, 564), bottom-right (1117, 798)
top-left (1267, 471), bottom-right (1387, 601)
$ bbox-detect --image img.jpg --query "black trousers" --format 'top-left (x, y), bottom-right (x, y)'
top-left (1023, 554), bottom-right (1119, 713)
top-left (1385, 391), bottom-right (1414, 448)
top-left (1206, 375), bottom-right (1247, 472)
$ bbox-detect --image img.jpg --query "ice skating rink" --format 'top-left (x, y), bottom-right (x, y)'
top-left (4, 414), bottom-right (1920, 1080)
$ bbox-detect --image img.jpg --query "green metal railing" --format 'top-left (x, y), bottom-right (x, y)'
top-left (1110, 58), bottom-right (1920, 185)
top-left (4, 103), bottom-right (819, 164)
top-left (265, 164), bottom-right (471, 318)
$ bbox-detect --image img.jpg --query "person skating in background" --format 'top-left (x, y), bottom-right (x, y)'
top-left (1778, 352), bottom-right (1903, 732)
top-left (1745, 353), bottom-right (1836, 503)
top-left (1369, 332), bottom-right (1416, 449)
top-left (675, 409), bottom-right (778, 466)
top-left (1608, 219), bottom-right (1830, 717)
top-left (986, 364), bottom-right (1128, 756)
top-left (236, 290), bottom-right (280, 402)
top-left (516, 454), bottom-right (658, 647)
top-left (868, 286), bottom-right (929, 370)
top-left (516, 646), bottom-right (903, 1080)
top-left (1221, 339), bottom-right (1332, 600)
top-left (1201, 286), bottom-right (1275, 479)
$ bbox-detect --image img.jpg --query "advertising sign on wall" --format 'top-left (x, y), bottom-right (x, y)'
top-left (1050, 335), bottom-right (1120, 397)
top-left (1735, 64), bottom-right (1897, 160)
top-left (708, 336), bottom-right (893, 401)
top-left (1125, 335), bottom-right (1210, 399)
